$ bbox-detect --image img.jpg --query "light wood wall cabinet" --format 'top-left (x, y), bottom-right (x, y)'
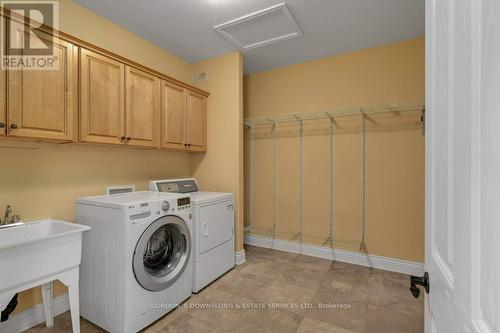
top-left (6, 31), bottom-right (78, 141)
top-left (80, 49), bottom-right (125, 145)
top-left (160, 81), bottom-right (207, 152)
top-left (80, 49), bottom-right (162, 147)
top-left (0, 11), bottom-right (209, 151)
top-left (186, 90), bottom-right (207, 152)
top-left (125, 66), bottom-right (160, 147)
top-left (160, 80), bottom-right (186, 150)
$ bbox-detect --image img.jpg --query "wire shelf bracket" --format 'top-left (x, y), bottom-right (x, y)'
top-left (359, 110), bottom-right (367, 252)
top-left (245, 124), bottom-right (254, 232)
top-left (323, 112), bottom-right (335, 248)
top-left (290, 115), bottom-right (304, 247)
top-left (271, 122), bottom-right (278, 247)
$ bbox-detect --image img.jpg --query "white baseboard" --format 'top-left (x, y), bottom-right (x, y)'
top-left (234, 250), bottom-right (247, 265)
top-left (0, 293), bottom-right (69, 333)
top-left (244, 235), bottom-right (424, 276)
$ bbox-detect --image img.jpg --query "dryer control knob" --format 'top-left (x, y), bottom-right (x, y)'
top-left (161, 201), bottom-right (170, 212)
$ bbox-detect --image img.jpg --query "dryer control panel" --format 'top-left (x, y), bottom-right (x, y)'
top-left (150, 179), bottom-right (199, 193)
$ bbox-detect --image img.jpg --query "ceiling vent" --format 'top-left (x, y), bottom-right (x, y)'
top-left (214, 3), bottom-right (302, 51)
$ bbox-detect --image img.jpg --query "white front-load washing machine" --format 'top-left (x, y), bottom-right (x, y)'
top-left (76, 191), bottom-right (193, 333)
top-left (149, 179), bottom-right (234, 293)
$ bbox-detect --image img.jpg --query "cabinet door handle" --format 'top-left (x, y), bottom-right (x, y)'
top-left (0, 123), bottom-right (5, 128)
top-left (126, 137), bottom-right (131, 141)
top-left (120, 136), bottom-right (126, 141)
top-left (10, 124), bottom-right (17, 129)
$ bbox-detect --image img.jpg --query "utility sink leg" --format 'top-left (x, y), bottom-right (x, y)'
top-left (68, 284), bottom-right (80, 333)
top-left (41, 281), bottom-right (53, 327)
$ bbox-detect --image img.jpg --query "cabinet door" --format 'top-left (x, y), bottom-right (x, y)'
top-left (186, 90), bottom-right (207, 152)
top-left (0, 17), bottom-right (4, 136)
top-left (160, 80), bottom-right (186, 150)
top-left (0, 67), bottom-right (5, 136)
top-left (80, 49), bottom-right (125, 145)
top-left (125, 66), bottom-right (160, 147)
top-left (7, 31), bottom-right (77, 141)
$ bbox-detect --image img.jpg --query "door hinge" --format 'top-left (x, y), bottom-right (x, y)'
top-left (410, 272), bottom-right (430, 298)
top-left (420, 109), bottom-right (425, 136)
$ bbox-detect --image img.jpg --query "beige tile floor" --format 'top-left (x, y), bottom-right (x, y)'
top-left (27, 245), bottom-right (424, 333)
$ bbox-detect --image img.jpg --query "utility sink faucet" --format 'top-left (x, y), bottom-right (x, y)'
top-left (0, 205), bottom-right (21, 225)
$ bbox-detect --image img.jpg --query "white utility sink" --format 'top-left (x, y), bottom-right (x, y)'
top-left (0, 219), bottom-right (89, 332)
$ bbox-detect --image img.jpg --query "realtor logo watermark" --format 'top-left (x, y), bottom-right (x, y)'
top-left (1, 1), bottom-right (59, 70)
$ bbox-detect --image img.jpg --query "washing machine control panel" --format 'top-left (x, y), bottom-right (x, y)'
top-left (127, 197), bottom-right (191, 222)
top-left (177, 197), bottom-right (190, 207)
top-left (154, 198), bottom-right (190, 212)
top-left (176, 197), bottom-right (191, 211)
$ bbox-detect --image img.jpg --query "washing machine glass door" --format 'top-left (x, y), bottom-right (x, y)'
top-left (133, 215), bottom-right (191, 291)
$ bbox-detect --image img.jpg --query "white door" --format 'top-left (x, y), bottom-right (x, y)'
top-left (425, 0), bottom-right (500, 332)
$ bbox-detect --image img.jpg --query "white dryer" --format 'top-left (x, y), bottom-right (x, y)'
top-left (76, 191), bottom-right (193, 333)
top-left (149, 179), bottom-right (234, 293)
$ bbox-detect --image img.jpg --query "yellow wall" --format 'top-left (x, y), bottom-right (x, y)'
top-left (244, 38), bottom-right (425, 262)
top-left (2, 0), bottom-right (195, 314)
top-left (190, 52), bottom-right (245, 252)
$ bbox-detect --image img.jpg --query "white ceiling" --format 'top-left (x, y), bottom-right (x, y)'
top-left (74, 0), bottom-right (424, 74)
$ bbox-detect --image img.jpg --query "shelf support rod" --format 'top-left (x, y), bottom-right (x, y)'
top-left (323, 112), bottom-right (335, 248)
top-left (290, 115), bottom-right (304, 247)
top-left (245, 124), bottom-right (254, 233)
top-left (271, 122), bottom-right (278, 246)
top-left (359, 109), bottom-right (367, 252)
